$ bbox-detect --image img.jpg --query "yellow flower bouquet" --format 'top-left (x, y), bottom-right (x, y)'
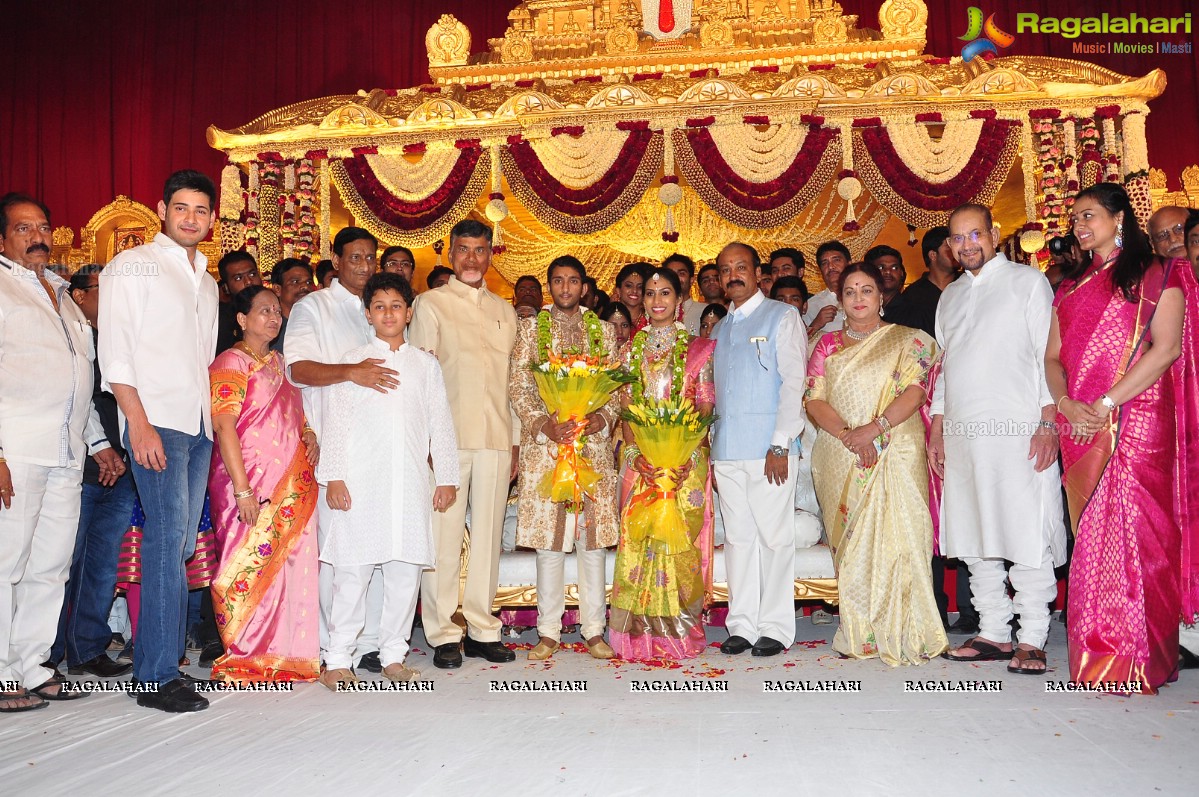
top-left (531, 350), bottom-right (635, 506)
top-left (620, 397), bottom-right (715, 555)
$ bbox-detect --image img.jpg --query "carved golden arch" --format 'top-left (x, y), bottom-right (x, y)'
top-left (81, 196), bottom-right (161, 264)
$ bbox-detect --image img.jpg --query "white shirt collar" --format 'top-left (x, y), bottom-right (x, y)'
top-left (328, 278), bottom-right (361, 305)
top-left (369, 336), bottom-right (406, 354)
top-left (965, 252), bottom-right (1008, 283)
top-left (0, 253), bottom-right (68, 290)
top-left (152, 232), bottom-right (208, 273)
top-left (730, 289), bottom-right (765, 319)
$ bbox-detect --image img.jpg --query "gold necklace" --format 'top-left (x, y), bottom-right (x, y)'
top-left (237, 341), bottom-right (281, 374)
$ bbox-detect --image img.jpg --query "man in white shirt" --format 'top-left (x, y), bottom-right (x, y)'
top-left (100, 170), bottom-right (220, 713)
top-left (930, 203), bottom-right (1066, 674)
top-left (803, 241), bottom-right (849, 339)
top-left (285, 226), bottom-right (396, 673)
top-left (711, 243), bottom-right (807, 657)
top-left (663, 253), bottom-right (705, 334)
top-left (0, 194), bottom-right (101, 712)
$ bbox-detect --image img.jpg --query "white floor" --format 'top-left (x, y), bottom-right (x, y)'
top-left (2, 616), bottom-right (1195, 796)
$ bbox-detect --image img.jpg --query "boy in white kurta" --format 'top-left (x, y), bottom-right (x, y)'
top-left (316, 273), bottom-right (459, 689)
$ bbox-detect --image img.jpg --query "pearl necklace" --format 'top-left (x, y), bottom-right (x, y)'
top-left (844, 321), bottom-right (883, 341)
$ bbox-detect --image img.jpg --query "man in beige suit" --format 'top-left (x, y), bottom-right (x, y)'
top-left (408, 219), bottom-right (519, 669)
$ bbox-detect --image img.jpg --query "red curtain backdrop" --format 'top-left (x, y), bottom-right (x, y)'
top-left (1, 1), bottom-right (1195, 231)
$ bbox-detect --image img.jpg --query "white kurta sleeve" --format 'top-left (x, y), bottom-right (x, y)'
top-left (84, 404), bottom-right (111, 455)
top-left (929, 300), bottom-right (947, 417)
top-left (283, 299), bottom-right (322, 386)
top-left (426, 358), bottom-right (460, 487)
top-left (314, 379), bottom-right (358, 485)
top-left (772, 307), bottom-right (809, 448)
top-left (1026, 275), bottom-right (1056, 408)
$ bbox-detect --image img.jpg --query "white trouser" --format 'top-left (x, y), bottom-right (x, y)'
top-left (963, 543), bottom-right (1058, 650)
top-left (323, 560), bottom-right (423, 671)
top-left (0, 462), bottom-right (82, 688)
top-left (421, 448), bottom-right (510, 646)
top-left (317, 484), bottom-right (382, 663)
top-left (536, 546), bottom-right (607, 642)
top-left (715, 457), bottom-right (798, 648)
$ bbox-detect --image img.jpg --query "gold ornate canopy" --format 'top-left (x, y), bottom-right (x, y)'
top-left (208, 0), bottom-right (1165, 290)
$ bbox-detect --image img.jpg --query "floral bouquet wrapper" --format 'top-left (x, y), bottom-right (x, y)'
top-left (530, 352), bottom-right (635, 505)
top-left (619, 397), bottom-right (714, 555)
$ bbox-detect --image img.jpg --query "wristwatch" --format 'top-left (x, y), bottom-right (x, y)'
top-left (768, 445), bottom-right (788, 458)
top-left (1099, 394), bottom-right (1117, 411)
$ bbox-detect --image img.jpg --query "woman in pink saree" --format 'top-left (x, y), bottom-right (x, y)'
top-left (610, 269), bottom-right (715, 661)
top-left (208, 286), bottom-right (320, 683)
top-left (1046, 184), bottom-right (1199, 694)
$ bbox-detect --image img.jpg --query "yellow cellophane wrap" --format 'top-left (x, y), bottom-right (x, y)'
top-left (531, 356), bottom-right (632, 505)
top-left (621, 398), bottom-right (713, 555)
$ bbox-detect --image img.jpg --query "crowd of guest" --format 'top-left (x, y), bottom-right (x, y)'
top-left (2, 168), bottom-right (1197, 716)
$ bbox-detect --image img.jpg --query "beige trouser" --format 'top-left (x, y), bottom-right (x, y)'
top-left (536, 546), bottom-right (608, 642)
top-left (420, 448), bottom-right (510, 647)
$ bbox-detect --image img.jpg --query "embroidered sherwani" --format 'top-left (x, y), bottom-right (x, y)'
top-left (509, 308), bottom-right (620, 553)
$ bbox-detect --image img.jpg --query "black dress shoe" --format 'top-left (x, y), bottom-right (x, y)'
top-left (136, 678), bottom-right (209, 713)
top-left (357, 651), bottom-right (383, 673)
top-left (433, 643), bottom-right (463, 669)
top-left (68, 653), bottom-right (133, 678)
top-left (720, 635), bottom-right (753, 655)
top-left (198, 639), bottom-right (224, 668)
top-left (1180, 647), bottom-right (1199, 671)
top-left (751, 637), bottom-right (786, 657)
top-left (463, 636), bottom-right (515, 663)
top-left (946, 616), bottom-right (980, 635)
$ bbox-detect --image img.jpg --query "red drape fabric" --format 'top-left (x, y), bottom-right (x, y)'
top-left (1, 1), bottom-right (1195, 230)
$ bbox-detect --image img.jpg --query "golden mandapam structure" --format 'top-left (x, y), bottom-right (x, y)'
top-left (206, 0), bottom-right (1166, 292)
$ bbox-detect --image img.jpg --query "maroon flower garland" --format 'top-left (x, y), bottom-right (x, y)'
top-left (852, 116), bottom-right (1020, 227)
top-left (336, 142), bottom-right (486, 232)
top-left (673, 123), bottom-right (838, 228)
top-left (500, 124), bottom-right (662, 234)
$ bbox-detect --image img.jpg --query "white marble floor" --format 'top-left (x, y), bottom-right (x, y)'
top-left (2, 617), bottom-right (1195, 796)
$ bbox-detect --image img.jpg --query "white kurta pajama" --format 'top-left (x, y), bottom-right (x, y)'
top-left (316, 340), bottom-right (459, 669)
top-left (932, 253), bottom-right (1066, 650)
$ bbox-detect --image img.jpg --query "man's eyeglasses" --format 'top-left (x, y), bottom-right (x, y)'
top-left (949, 230), bottom-right (986, 246)
top-left (1151, 223), bottom-right (1185, 245)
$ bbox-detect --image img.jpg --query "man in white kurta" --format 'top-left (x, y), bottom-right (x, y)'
top-left (316, 335), bottom-right (459, 681)
top-left (931, 205), bottom-right (1066, 669)
top-left (803, 241), bottom-right (848, 340)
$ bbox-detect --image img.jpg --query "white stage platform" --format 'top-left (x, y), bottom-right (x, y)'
top-left (2, 616), bottom-right (1195, 795)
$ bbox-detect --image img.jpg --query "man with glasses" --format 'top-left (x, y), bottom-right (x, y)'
top-left (286, 227), bottom-right (396, 674)
top-left (1148, 206), bottom-right (1189, 262)
top-left (932, 204), bottom-right (1066, 675)
top-left (381, 246), bottom-right (416, 286)
top-left (215, 251), bottom-right (263, 354)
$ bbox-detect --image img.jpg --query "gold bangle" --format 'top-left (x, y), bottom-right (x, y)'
top-left (233, 488), bottom-right (254, 500)
top-left (1055, 395), bottom-right (1070, 411)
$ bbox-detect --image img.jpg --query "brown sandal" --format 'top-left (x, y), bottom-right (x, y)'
top-left (942, 637), bottom-right (1015, 662)
top-left (0, 689), bottom-right (48, 713)
top-left (1007, 646), bottom-right (1048, 674)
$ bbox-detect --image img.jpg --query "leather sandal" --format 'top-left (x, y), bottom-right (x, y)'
top-left (1007, 646), bottom-right (1048, 674)
top-left (31, 671), bottom-right (89, 701)
top-left (941, 636), bottom-right (1014, 662)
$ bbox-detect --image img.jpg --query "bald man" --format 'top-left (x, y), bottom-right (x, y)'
top-left (1148, 206), bottom-right (1189, 262)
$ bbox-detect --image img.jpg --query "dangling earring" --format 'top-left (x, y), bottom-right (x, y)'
top-left (1115, 231), bottom-right (1124, 249)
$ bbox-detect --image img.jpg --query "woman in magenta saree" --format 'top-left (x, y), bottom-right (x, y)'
top-left (208, 287), bottom-right (320, 683)
top-left (1046, 184), bottom-right (1199, 694)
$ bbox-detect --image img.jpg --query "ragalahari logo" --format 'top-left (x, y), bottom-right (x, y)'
top-left (960, 7), bottom-right (1016, 61)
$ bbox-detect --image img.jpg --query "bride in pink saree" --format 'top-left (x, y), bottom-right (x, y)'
top-left (208, 286), bottom-right (321, 683)
top-left (1046, 184), bottom-right (1199, 694)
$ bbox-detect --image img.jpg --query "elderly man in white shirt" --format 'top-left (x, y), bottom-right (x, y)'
top-left (285, 226), bottom-right (396, 673)
top-left (930, 203), bottom-right (1066, 675)
top-left (0, 194), bottom-right (105, 712)
top-left (99, 170), bottom-right (220, 713)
